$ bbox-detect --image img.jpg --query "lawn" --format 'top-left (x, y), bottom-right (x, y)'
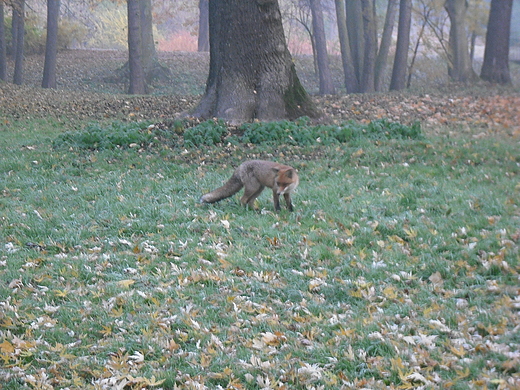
top-left (0, 116), bottom-right (519, 389)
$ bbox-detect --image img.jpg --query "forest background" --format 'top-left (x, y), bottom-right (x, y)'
top-left (1, 0), bottom-right (520, 95)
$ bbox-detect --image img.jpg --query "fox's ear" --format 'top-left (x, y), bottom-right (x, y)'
top-left (285, 169), bottom-right (293, 178)
top-left (271, 167), bottom-right (280, 174)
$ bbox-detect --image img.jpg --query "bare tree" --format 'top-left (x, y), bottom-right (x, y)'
top-left (390, 0), bottom-right (412, 91)
top-left (444, 0), bottom-right (477, 82)
top-left (480, 0), bottom-right (512, 84)
top-left (42, 0), bottom-right (60, 89)
top-left (12, 0), bottom-right (25, 85)
top-left (127, 0), bottom-right (147, 94)
top-left (309, 0), bottom-right (335, 94)
top-left (360, 0), bottom-right (377, 92)
top-left (0, 3), bottom-right (6, 81)
top-left (191, 0), bottom-right (318, 123)
top-left (334, 0), bottom-right (358, 92)
top-left (375, 0), bottom-right (398, 91)
top-left (346, 1), bottom-right (364, 85)
top-left (198, 0), bottom-right (209, 52)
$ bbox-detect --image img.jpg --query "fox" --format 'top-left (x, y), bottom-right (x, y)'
top-left (200, 160), bottom-right (299, 211)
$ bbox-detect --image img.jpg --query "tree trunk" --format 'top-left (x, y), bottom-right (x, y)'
top-left (360, 0), bottom-right (377, 92)
top-left (390, 0), bottom-right (412, 91)
top-left (198, 0), bottom-right (209, 52)
top-left (346, 1), bottom-right (364, 85)
top-left (12, 0), bottom-right (25, 85)
top-left (444, 0), bottom-right (477, 82)
top-left (42, 0), bottom-right (60, 89)
top-left (191, 0), bottom-right (318, 123)
top-left (309, 0), bottom-right (335, 94)
top-left (334, 0), bottom-right (358, 93)
top-left (480, 0), bottom-right (512, 84)
top-left (0, 4), bottom-right (6, 81)
top-left (127, 0), bottom-right (147, 94)
top-left (375, 0), bottom-right (398, 91)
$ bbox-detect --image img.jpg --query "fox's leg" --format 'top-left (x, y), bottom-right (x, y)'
top-left (284, 193), bottom-right (293, 211)
top-left (271, 189), bottom-right (281, 211)
top-left (241, 183), bottom-right (264, 209)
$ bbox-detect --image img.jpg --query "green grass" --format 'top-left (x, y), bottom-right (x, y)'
top-left (1, 117), bottom-right (519, 389)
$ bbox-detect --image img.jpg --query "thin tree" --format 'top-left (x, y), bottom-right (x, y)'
top-left (309, 0), bottom-right (335, 94)
top-left (0, 2), bottom-right (6, 81)
top-left (139, 0), bottom-right (169, 83)
top-left (127, 0), bottom-right (147, 94)
top-left (191, 0), bottom-right (318, 123)
top-left (12, 0), bottom-right (25, 85)
top-left (198, 0), bottom-right (209, 52)
top-left (360, 0), bottom-right (377, 92)
top-left (42, 0), bottom-right (60, 89)
top-left (390, 0), bottom-right (412, 91)
top-left (480, 0), bottom-right (512, 84)
top-left (375, 0), bottom-right (398, 91)
top-left (334, 0), bottom-right (358, 92)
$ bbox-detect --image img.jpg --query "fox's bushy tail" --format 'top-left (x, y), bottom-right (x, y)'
top-left (200, 174), bottom-right (243, 203)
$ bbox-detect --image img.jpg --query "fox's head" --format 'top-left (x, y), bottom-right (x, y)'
top-left (274, 167), bottom-right (298, 195)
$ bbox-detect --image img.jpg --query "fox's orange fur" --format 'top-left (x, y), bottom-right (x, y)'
top-left (200, 160), bottom-right (299, 211)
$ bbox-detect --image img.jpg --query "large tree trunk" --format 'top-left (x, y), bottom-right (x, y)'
top-left (198, 0), bottom-right (209, 52)
top-left (390, 0), bottom-right (412, 91)
top-left (0, 4), bottom-right (6, 81)
top-left (42, 0), bottom-right (60, 89)
top-left (191, 0), bottom-right (318, 123)
top-left (375, 0), bottom-right (398, 91)
top-left (12, 0), bottom-right (25, 85)
top-left (480, 0), bottom-right (512, 84)
top-left (444, 0), bottom-right (477, 82)
top-left (127, 0), bottom-right (147, 94)
top-left (309, 0), bottom-right (335, 95)
top-left (334, 0), bottom-right (358, 93)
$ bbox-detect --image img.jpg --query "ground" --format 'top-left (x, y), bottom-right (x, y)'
top-left (1, 50), bottom-right (519, 138)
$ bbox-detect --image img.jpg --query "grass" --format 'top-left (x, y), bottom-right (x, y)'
top-left (0, 116), bottom-right (519, 389)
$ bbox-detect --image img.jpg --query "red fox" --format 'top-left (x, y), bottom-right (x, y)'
top-left (200, 160), bottom-right (299, 211)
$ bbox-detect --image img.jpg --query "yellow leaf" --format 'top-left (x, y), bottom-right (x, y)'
top-left (389, 235), bottom-right (406, 245)
top-left (99, 325), bottom-right (112, 336)
top-left (383, 286), bottom-right (398, 299)
top-left (0, 340), bottom-right (14, 354)
top-left (110, 306), bottom-right (124, 317)
top-left (450, 344), bottom-right (466, 357)
top-left (54, 289), bottom-right (69, 298)
top-left (351, 148), bottom-right (364, 158)
top-left (404, 228), bottom-right (417, 238)
top-left (455, 367), bottom-right (470, 379)
top-left (116, 279), bottom-right (135, 289)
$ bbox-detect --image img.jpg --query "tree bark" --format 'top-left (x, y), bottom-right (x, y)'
top-left (480, 0), bottom-right (512, 84)
top-left (390, 0), bottom-right (412, 91)
top-left (198, 0), bottom-right (209, 52)
top-left (138, 0), bottom-right (169, 83)
top-left (334, 0), bottom-right (358, 93)
top-left (360, 0), bottom-right (377, 92)
top-left (444, 0), bottom-right (477, 82)
top-left (191, 0), bottom-right (318, 123)
top-left (309, 0), bottom-right (335, 95)
top-left (12, 0), bottom-right (25, 85)
top-left (346, 1), bottom-right (364, 85)
top-left (375, 0), bottom-right (398, 91)
top-left (42, 0), bottom-right (60, 89)
top-left (0, 4), bottom-right (6, 81)
top-left (127, 0), bottom-right (147, 94)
